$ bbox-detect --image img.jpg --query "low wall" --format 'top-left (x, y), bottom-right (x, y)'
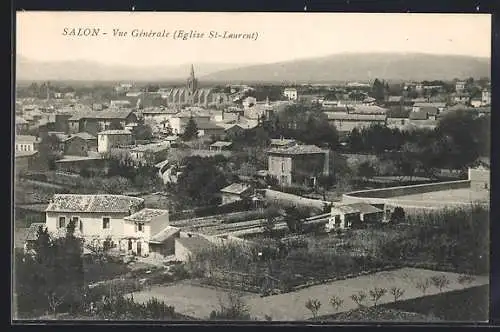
top-left (345, 180), bottom-right (471, 199)
top-left (263, 189), bottom-right (329, 211)
top-left (342, 180), bottom-right (477, 214)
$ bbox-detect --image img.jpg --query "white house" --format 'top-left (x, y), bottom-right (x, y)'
top-left (97, 130), bottom-right (133, 153)
top-left (283, 88), bottom-right (298, 101)
top-left (455, 81), bottom-right (466, 92)
top-left (481, 89), bottom-right (491, 106)
top-left (44, 194), bottom-right (173, 257)
top-left (325, 203), bottom-right (384, 231)
top-left (15, 135), bottom-right (40, 153)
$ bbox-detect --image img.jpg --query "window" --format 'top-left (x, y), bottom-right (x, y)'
top-left (103, 217), bottom-right (110, 229)
top-left (137, 223), bottom-right (144, 232)
top-left (128, 239), bottom-right (133, 250)
top-left (71, 216), bottom-right (79, 229)
top-left (58, 217), bottom-right (66, 228)
top-left (282, 163), bottom-right (285, 172)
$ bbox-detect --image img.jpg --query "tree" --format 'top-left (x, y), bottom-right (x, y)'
top-left (209, 290), bottom-right (251, 320)
top-left (284, 206), bottom-right (309, 234)
top-left (369, 287), bottom-right (387, 306)
top-left (305, 298), bottom-right (322, 319)
top-left (182, 117), bottom-right (199, 141)
top-left (329, 296), bottom-right (344, 312)
top-left (262, 208), bottom-right (279, 238)
top-left (350, 291), bottom-right (367, 308)
top-left (132, 124), bottom-right (153, 141)
top-left (389, 287), bottom-right (405, 302)
top-left (357, 161), bottom-right (376, 181)
top-left (390, 207), bottom-right (406, 224)
top-left (101, 176), bottom-right (131, 194)
top-left (371, 78), bottom-right (386, 102)
top-left (430, 275), bottom-right (450, 292)
top-left (415, 278), bottom-right (431, 295)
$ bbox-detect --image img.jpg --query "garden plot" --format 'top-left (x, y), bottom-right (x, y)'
top-left (126, 267), bottom-right (487, 321)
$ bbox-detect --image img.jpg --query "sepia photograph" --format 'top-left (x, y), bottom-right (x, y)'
top-left (13, 11), bottom-right (491, 323)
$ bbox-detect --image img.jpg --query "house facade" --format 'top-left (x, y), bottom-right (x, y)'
top-left (325, 203), bottom-right (384, 231)
top-left (97, 130), bottom-right (134, 153)
top-left (220, 183), bottom-right (252, 205)
top-left (325, 113), bottom-right (387, 132)
top-left (64, 132), bottom-right (97, 156)
top-left (267, 145), bottom-right (330, 187)
top-left (15, 135), bottom-right (40, 153)
top-left (45, 194), bottom-right (158, 257)
top-left (284, 88), bottom-right (298, 101)
top-left (68, 110), bottom-right (137, 136)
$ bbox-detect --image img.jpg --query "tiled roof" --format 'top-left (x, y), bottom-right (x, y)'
top-left (176, 236), bottom-right (213, 253)
top-left (210, 141), bottom-right (232, 148)
top-left (220, 183), bottom-right (251, 195)
top-left (268, 144), bottom-right (326, 155)
top-left (413, 102), bottom-right (446, 108)
top-left (150, 226), bottom-right (180, 243)
top-left (65, 132), bottom-right (96, 141)
top-left (325, 113), bottom-right (386, 121)
top-left (69, 110), bottom-right (133, 121)
top-left (124, 208), bottom-right (168, 223)
top-left (46, 194), bottom-right (144, 213)
top-left (98, 130), bottom-right (132, 135)
top-left (351, 105), bottom-right (388, 114)
top-left (25, 223), bottom-right (47, 241)
top-left (197, 122), bottom-right (224, 130)
top-left (387, 96), bottom-right (402, 103)
top-left (333, 203), bottom-right (382, 215)
top-left (15, 150), bottom-right (38, 158)
top-left (16, 135), bottom-right (40, 143)
top-left (270, 138), bottom-right (296, 146)
top-left (348, 203), bottom-right (382, 214)
top-left (130, 143), bottom-right (169, 153)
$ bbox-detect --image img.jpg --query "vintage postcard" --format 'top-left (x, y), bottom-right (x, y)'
top-left (13, 11), bottom-right (491, 323)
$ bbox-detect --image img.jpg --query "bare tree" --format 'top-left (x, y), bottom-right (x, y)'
top-left (415, 278), bottom-right (431, 295)
top-left (350, 291), bottom-right (367, 308)
top-left (457, 274), bottom-right (476, 288)
top-left (305, 298), bottom-right (322, 319)
top-left (389, 287), bottom-right (405, 302)
top-left (430, 275), bottom-right (450, 292)
top-left (329, 295), bottom-right (344, 312)
top-left (369, 287), bottom-right (387, 306)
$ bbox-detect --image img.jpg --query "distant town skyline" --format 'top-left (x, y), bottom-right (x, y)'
top-left (17, 12), bottom-right (491, 68)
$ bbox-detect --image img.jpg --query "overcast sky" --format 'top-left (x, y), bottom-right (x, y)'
top-left (17, 12), bottom-right (491, 67)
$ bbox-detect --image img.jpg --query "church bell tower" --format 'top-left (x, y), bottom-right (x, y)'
top-left (186, 64), bottom-right (198, 104)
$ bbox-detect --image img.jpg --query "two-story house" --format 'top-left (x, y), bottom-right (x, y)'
top-left (97, 130), bottom-right (134, 153)
top-left (15, 135), bottom-right (40, 153)
top-left (267, 144), bottom-right (330, 187)
top-left (68, 110), bottom-right (137, 136)
top-left (45, 194), bottom-right (150, 256)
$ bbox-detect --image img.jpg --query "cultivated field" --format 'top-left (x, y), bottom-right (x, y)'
top-left (127, 267), bottom-right (488, 321)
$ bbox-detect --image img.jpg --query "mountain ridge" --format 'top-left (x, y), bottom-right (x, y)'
top-left (16, 53), bottom-right (490, 82)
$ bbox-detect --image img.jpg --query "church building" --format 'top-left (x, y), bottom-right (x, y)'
top-left (161, 65), bottom-right (231, 107)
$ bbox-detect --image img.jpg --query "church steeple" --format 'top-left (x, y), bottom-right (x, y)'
top-left (187, 64), bottom-right (198, 96)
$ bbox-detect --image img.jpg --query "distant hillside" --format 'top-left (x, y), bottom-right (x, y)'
top-left (15, 56), bottom-right (248, 82)
top-left (16, 53), bottom-right (490, 83)
top-left (201, 53), bottom-right (490, 83)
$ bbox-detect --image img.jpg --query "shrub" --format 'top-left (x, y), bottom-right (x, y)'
top-left (350, 291), bottom-right (367, 308)
top-left (305, 298), bottom-right (322, 319)
top-left (430, 275), bottom-right (450, 292)
top-left (330, 296), bottom-right (344, 312)
top-left (390, 287), bottom-right (405, 302)
top-left (369, 287), bottom-right (388, 306)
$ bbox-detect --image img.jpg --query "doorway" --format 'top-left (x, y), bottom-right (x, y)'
top-left (137, 241), bottom-right (142, 256)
